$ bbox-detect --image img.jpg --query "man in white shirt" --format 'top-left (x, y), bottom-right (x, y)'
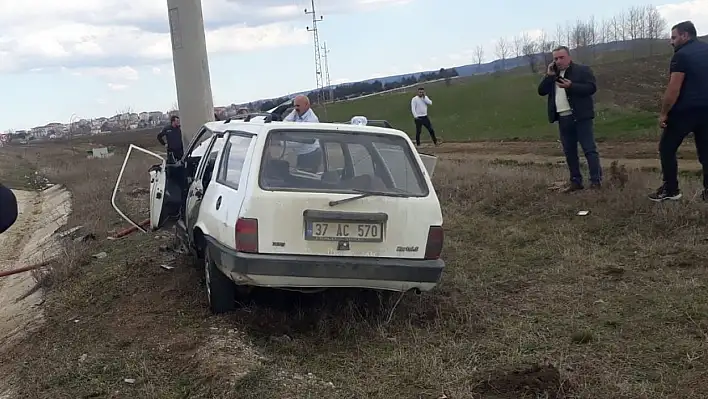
top-left (282, 95), bottom-right (322, 172)
top-left (411, 87), bottom-right (439, 146)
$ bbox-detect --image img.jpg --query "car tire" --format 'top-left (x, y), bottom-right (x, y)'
top-left (204, 249), bottom-right (236, 314)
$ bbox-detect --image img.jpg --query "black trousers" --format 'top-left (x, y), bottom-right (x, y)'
top-left (0, 183), bottom-right (18, 234)
top-left (414, 116), bottom-right (437, 146)
top-left (659, 109), bottom-right (708, 192)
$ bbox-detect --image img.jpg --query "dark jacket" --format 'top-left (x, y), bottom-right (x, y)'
top-left (537, 62), bottom-right (597, 123)
top-left (669, 39), bottom-right (708, 113)
top-left (0, 183), bottom-right (18, 234)
top-left (157, 125), bottom-right (184, 156)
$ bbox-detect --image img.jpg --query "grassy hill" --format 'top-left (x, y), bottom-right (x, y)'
top-left (316, 53), bottom-right (671, 142)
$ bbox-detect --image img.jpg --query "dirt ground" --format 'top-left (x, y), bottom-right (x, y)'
top-left (1, 136), bottom-right (708, 398)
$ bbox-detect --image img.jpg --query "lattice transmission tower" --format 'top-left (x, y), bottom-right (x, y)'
top-left (304, 0), bottom-right (324, 105)
top-left (321, 42), bottom-right (333, 103)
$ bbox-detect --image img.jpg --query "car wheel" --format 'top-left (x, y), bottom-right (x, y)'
top-left (204, 249), bottom-right (236, 314)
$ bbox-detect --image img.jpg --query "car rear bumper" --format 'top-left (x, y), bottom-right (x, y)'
top-left (205, 237), bottom-right (444, 292)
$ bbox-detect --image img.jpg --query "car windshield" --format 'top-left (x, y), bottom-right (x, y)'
top-left (259, 129), bottom-right (429, 197)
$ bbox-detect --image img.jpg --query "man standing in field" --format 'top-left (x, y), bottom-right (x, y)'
top-left (411, 87), bottom-right (439, 147)
top-left (157, 115), bottom-right (183, 163)
top-left (282, 95), bottom-right (322, 172)
top-left (649, 21), bottom-right (708, 202)
top-left (537, 46), bottom-right (602, 192)
top-left (0, 182), bottom-right (18, 234)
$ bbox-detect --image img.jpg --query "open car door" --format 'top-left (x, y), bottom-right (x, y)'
top-left (111, 145), bottom-right (169, 233)
top-left (111, 127), bottom-right (214, 234)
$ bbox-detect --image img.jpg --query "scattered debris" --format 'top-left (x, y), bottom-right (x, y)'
top-left (92, 252), bottom-right (107, 259)
top-left (86, 147), bottom-right (114, 159)
top-left (160, 264), bottom-right (175, 271)
top-left (577, 210), bottom-right (590, 216)
top-left (107, 219), bottom-right (150, 240)
top-left (123, 378), bottom-right (136, 384)
top-left (79, 354), bottom-right (88, 363)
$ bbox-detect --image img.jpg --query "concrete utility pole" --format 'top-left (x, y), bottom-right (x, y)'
top-left (305, 0), bottom-right (325, 105)
top-left (166, 0), bottom-right (214, 148)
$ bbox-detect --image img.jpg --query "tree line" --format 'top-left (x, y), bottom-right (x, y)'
top-left (476, 5), bottom-right (668, 73)
top-left (258, 68), bottom-right (459, 111)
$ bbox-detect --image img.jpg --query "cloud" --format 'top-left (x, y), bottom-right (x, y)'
top-left (107, 83), bottom-right (127, 91)
top-left (657, 0), bottom-right (708, 34)
top-left (0, 0), bottom-right (408, 74)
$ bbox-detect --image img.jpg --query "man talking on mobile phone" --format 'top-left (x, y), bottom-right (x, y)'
top-left (649, 21), bottom-right (708, 202)
top-left (537, 45), bottom-right (602, 193)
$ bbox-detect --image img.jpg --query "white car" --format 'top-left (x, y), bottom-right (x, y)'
top-left (113, 117), bottom-right (445, 314)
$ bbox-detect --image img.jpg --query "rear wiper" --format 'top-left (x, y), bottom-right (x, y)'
top-left (328, 189), bottom-right (409, 207)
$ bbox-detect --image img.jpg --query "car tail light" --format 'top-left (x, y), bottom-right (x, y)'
top-left (235, 218), bottom-right (259, 253)
top-left (424, 226), bottom-right (444, 260)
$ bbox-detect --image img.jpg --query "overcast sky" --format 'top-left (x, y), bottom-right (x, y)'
top-left (0, 0), bottom-right (704, 131)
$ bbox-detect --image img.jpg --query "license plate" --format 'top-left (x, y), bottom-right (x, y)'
top-left (305, 221), bottom-right (383, 242)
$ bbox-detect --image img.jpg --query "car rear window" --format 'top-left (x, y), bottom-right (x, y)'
top-left (259, 129), bottom-right (429, 197)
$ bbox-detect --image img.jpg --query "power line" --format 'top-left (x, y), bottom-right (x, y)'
top-left (321, 42), bottom-right (333, 103)
top-left (304, 0), bottom-right (324, 105)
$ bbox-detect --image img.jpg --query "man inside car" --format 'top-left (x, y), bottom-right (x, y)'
top-left (282, 95), bottom-right (322, 173)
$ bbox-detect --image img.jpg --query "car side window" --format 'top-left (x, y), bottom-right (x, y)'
top-left (217, 134), bottom-right (254, 189)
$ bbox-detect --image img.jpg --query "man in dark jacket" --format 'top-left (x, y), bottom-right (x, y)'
top-left (157, 115), bottom-right (183, 163)
top-left (538, 46), bottom-right (602, 192)
top-left (649, 21), bottom-right (708, 202)
top-left (0, 182), bottom-right (18, 234)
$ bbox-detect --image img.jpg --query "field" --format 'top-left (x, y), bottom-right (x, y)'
top-left (2, 52), bottom-right (708, 399)
top-left (317, 54), bottom-right (668, 142)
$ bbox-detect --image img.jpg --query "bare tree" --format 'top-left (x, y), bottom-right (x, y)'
top-left (513, 35), bottom-right (524, 58)
top-left (520, 32), bottom-right (538, 72)
top-left (626, 6), bottom-right (644, 57)
top-left (474, 45), bottom-right (484, 66)
top-left (598, 18), bottom-right (611, 44)
top-left (495, 37), bottom-right (510, 69)
top-left (537, 30), bottom-right (554, 65)
top-left (644, 5), bottom-right (667, 55)
top-left (555, 23), bottom-right (566, 47)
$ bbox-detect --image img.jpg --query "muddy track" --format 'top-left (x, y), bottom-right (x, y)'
top-left (422, 140), bottom-right (703, 171)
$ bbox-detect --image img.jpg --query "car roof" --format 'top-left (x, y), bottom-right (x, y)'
top-left (202, 120), bottom-right (411, 140)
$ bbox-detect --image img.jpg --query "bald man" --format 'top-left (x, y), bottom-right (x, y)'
top-left (282, 95), bottom-right (322, 173)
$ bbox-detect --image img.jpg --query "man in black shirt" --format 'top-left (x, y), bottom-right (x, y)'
top-left (650, 21), bottom-right (708, 201)
top-left (0, 182), bottom-right (18, 234)
top-left (157, 115), bottom-right (184, 163)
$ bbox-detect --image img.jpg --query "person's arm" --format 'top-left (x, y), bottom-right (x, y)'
top-left (411, 98), bottom-right (417, 117)
top-left (537, 75), bottom-right (555, 96)
top-left (0, 182), bottom-right (18, 234)
top-left (660, 52), bottom-right (687, 117)
top-left (423, 96), bottom-right (432, 105)
top-left (283, 110), bottom-right (296, 122)
top-left (156, 127), bottom-right (167, 145)
top-left (566, 65), bottom-right (597, 97)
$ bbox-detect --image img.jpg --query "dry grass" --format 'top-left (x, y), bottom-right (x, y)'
top-left (2, 137), bottom-right (708, 398)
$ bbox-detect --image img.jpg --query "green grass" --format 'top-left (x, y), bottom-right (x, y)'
top-left (316, 66), bottom-right (658, 142)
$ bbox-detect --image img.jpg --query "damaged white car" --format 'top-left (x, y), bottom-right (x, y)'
top-left (113, 116), bottom-right (445, 314)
